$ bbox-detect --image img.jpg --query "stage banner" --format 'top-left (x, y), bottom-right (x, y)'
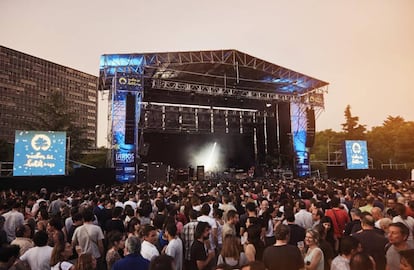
top-left (112, 73), bottom-right (143, 182)
top-left (344, 140), bottom-right (369, 170)
top-left (13, 131), bottom-right (66, 176)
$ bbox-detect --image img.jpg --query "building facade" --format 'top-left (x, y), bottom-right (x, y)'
top-left (0, 45), bottom-right (97, 146)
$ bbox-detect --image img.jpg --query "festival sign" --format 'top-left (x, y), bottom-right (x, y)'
top-left (13, 131), bottom-right (67, 176)
top-left (344, 140), bottom-right (369, 170)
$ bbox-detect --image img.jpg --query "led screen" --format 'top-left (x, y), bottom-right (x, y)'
top-left (13, 131), bottom-right (67, 176)
top-left (344, 140), bottom-right (369, 170)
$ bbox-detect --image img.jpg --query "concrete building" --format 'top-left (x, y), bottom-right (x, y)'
top-left (0, 45), bottom-right (97, 146)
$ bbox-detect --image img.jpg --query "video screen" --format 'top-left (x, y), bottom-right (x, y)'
top-left (344, 140), bottom-right (369, 170)
top-left (13, 131), bottom-right (67, 176)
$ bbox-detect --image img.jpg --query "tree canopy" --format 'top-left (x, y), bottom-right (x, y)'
top-left (25, 92), bottom-right (92, 160)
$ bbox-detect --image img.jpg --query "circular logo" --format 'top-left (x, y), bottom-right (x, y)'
top-left (352, 142), bottom-right (361, 154)
top-left (31, 134), bottom-right (52, 151)
top-left (119, 77), bottom-right (127, 85)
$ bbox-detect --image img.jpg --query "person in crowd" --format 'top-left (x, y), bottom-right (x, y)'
top-left (76, 253), bottom-right (97, 270)
top-left (320, 216), bottom-right (336, 253)
top-left (105, 206), bottom-right (125, 235)
top-left (164, 222), bottom-right (183, 270)
top-left (50, 242), bottom-right (75, 270)
top-left (19, 230), bottom-right (53, 270)
top-left (352, 213), bottom-right (388, 270)
top-left (344, 208), bottom-right (362, 236)
top-left (112, 236), bottom-right (150, 270)
top-left (140, 224), bottom-right (160, 262)
top-left (149, 254), bottom-right (175, 270)
top-left (392, 202), bottom-right (414, 246)
top-left (0, 216), bottom-right (7, 246)
top-left (219, 194), bottom-right (236, 222)
top-left (36, 207), bottom-right (49, 232)
top-left (0, 244), bottom-right (20, 270)
top-left (262, 224), bottom-right (304, 270)
top-left (217, 235), bottom-right (248, 268)
top-left (330, 236), bottom-right (360, 270)
top-left (181, 209), bottom-right (198, 270)
top-left (222, 210), bottom-right (238, 238)
top-left (303, 229), bottom-right (324, 270)
top-left (312, 208), bottom-right (324, 229)
top-left (386, 222), bottom-right (414, 270)
top-left (325, 197), bottom-right (349, 252)
top-left (285, 209), bottom-right (306, 246)
top-left (126, 217), bottom-right (141, 238)
top-left (2, 202), bottom-right (24, 243)
top-left (295, 200), bottom-right (313, 230)
top-left (10, 224), bottom-right (34, 256)
top-left (105, 231), bottom-right (125, 270)
top-left (71, 208), bottom-right (105, 268)
top-left (371, 207), bottom-right (384, 228)
top-left (349, 252), bottom-right (374, 270)
top-left (213, 208), bottom-right (224, 253)
top-left (399, 249), bottom-right (414, 270)
top-left (239, 202), bottom-right (257, 238)
top-left (190, 221), bottom-right (215, 270)
top-left (314, 224), bottom-right (334, 270)
top-left (359, 196), bottom-right (374, 214)
top-left (244, 223), bottom-right (264, 262)
top-left (197, 203), bottom-right (218, 253)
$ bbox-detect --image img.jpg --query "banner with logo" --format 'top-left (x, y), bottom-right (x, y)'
top-left (344, 140), bottom-right (369, 170)
top-left (112, 73), bottom-right (143, 182)
top-left (13, 131), bottom-right (67, 176)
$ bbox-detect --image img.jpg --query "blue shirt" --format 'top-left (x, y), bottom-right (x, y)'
top-left (112, 254), bottom-right (150, 270)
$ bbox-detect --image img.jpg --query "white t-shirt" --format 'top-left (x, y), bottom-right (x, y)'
top-left (51, 261), bottom-right (73, 270)
top-left (197, 215), bottom-right (217, 249)
top-left (165, 237), bottom-right (183, 270)
top-left (141, 240), bottom-right (160, 261)
top-left (20, 246), bottom-right (53, 270)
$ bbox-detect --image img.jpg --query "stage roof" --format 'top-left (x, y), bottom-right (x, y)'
top-left (99, 49), bottom-right (328, 96)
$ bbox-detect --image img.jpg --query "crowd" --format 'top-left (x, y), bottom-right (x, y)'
top-left (0, 175), bottom-right (414, 270)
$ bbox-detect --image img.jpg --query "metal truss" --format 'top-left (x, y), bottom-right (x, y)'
top-left (99, 49), bottom-right (329, 95)
top-left (152, 79), bottom-right (297, 102)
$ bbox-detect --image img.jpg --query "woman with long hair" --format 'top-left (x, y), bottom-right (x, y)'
top-left (244, 224), bottom-right (265, 262)
top-left (218, 235), bottom-right (248, 268)
top-left (76, 253), bottom-right (97, 270)
top-left (126, 217), bottom-right (141, 238)
top-left (105, 231), bottom-right (125, 270)
top-left (50, 242), bottom-right (75, 270)
top-left (304, 229), bottom-right (324, 270)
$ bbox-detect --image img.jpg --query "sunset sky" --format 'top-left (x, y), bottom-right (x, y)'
top-left (1, 0), bottom-right (413, 147)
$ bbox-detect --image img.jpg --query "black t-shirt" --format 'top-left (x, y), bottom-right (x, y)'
top-left (105, 219), bottom-right (125, 233)
top-left (263, 244), bottom-right (304, 270)
top-left (190, 240), bottom-right (207, 270)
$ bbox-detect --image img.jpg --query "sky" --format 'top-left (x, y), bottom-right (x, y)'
top-left (1, 0), bottom-right (413, 147)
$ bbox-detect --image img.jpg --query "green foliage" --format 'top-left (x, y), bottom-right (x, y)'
top-left (313, 111), bottom-right (414, 169)
top-left (25, 92), bottom-right (92, 160)
top-left (341, 105), bottom-right (366, 139)
top-left (78, 148), bottom-right (109, 168)
top-left (366, 116), bottom-right (414, 167)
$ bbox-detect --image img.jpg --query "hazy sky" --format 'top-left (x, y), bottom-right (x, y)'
top-left (1, 0), bottom-right (413, 147)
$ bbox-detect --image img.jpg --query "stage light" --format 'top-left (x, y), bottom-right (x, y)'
top-left (266, 103), bottom-right (272, 108)
top-left (193, 142), bottom-right (221, 172)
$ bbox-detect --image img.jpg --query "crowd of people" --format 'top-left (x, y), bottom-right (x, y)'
top-left (0, 175), bottom-right (414, 270)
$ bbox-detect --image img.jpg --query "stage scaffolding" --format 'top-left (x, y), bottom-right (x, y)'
top-left (99, 50), bottom-right (328, 181)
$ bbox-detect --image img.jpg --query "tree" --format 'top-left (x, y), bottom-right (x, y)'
top-left (341, 105), bottom-right (366, 140)
top-left (25, 92), bottom-right (92, 160)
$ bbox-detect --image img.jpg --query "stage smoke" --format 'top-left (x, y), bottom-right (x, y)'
top-left (191, 142), bottom-right (223, 172)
